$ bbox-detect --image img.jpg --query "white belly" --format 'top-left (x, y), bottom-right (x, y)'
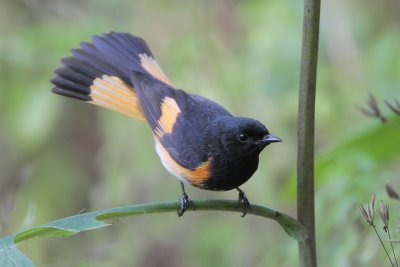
top-left (154, 137), bottom-right (189, 184)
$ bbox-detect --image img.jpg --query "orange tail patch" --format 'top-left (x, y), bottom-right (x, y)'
top-left (89, 75), bottom-right (145, 120)
top-left (139, 53), bottom-right (174, 87)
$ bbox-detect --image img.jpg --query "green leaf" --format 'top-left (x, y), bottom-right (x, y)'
top-left (0, 236), bottom-right (34, 267)
top-left (15, 211), bottom-right (110, 243)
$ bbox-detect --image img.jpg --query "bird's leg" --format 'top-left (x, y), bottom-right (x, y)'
top-left (177, 182), bottom-right (195, 217)
top-left (236, 188), bottom-right (250, 217)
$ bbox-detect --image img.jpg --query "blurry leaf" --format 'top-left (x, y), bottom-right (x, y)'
top-left (284, 116), bottom-right (400, 198)
top-left (316, 116), bottom-right (400, 179)
top-left (20, 203), bottom-right (36, 230)
top-left (0, 236), bottom-right (34, 267)
top-left (386, 184), bottom-right (400, 200)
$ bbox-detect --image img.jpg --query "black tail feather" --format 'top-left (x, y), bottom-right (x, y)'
top-left (71, 45), bottom-right (121, 79)
top-left (51, 87), bottom-right (91, 101)
top-left (60, 57), bottom-right (100, 80)
top-left (51, 75), bottom-right (89, 95)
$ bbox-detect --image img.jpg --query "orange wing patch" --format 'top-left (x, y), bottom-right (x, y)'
top-left (155, 139), bottom-right (211, 188)
top-left (89, 75), bottom-right (145, 120)
top-left (139, 53), bottom-right (173, 86)
top-left (154, 97), bottom-right (181, 138)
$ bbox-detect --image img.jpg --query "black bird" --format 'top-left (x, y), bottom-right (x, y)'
top-left (51, 32), bottom-right (282, 216)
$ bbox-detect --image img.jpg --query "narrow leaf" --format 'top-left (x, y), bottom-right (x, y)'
top-left (0, 236), bottom-right (34, 267)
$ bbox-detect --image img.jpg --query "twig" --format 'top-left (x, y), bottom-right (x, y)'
top-left (377, 200), bottom-right (399, 267)
top-left (385, 98), bottom-right (400, 116)
top-left (358, 93), bottom-right (387, 123)
top-left (360, 196), bottom-right (396, 267)
top-left (387, 228), bottom-right (399, 267)
top-left (372, 225), bottom-right (395, 267)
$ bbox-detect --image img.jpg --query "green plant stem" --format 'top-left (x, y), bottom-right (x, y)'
top-left (373, 225), bottom-right (395, 267)
top-left (387, 229), bottom-right (399, 267)
top-left (3, 200), bottom-right (306, 246)
top-left (297, 0), bottom-right (320, 266)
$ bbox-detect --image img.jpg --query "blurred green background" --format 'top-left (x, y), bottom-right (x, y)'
top-left (1, 0), bottom-right (399, 266)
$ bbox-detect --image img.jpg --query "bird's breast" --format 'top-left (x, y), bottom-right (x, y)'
top-left (202, 154), bottom-right (260, 191)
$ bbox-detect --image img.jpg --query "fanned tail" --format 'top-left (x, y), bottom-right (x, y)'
top-left (51, 32), bottom-right (173, 120)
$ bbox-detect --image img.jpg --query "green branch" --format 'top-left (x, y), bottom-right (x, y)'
top-left (1, 200), bottom-right (306, 252)
top-left (1, 200), bottom-right (306, 265)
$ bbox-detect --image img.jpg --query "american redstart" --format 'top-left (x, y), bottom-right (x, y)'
top-left (51, 32), bottom-right (281, 216)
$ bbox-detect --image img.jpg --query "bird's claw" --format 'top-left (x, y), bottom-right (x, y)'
top-left (236, 188), bottom-right (250, 217)
top-left (177, 192), bottom-right (195, 217)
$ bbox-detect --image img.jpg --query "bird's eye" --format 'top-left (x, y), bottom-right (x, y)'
top-left (238, 133), bottom-right (249, 142)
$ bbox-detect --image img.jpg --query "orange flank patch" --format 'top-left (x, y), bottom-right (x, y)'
top-left (155, 97), bottom-right (181, 138)
top-left (139, 53), bottom-right (173, 86)
top-left (89, 75), bottom-right (145, 120)
top-left (155, 139), bottom-right (211, 187)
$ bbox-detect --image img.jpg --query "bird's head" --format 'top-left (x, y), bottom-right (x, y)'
top-left (216, 116), bottom-right (282, 156)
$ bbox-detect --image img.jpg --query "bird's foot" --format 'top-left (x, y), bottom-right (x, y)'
top-left (236, 188), bottom-right (250, 217)
top-left (177, 192), bottom-right (195, 217)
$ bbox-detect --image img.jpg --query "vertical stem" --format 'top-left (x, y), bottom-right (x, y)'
top-left (374, 226), bottom-right (395, 267)
top-left (297, 0), bottom-right (320, 266)
top-left (387, 229), bottom-right (398, 267)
